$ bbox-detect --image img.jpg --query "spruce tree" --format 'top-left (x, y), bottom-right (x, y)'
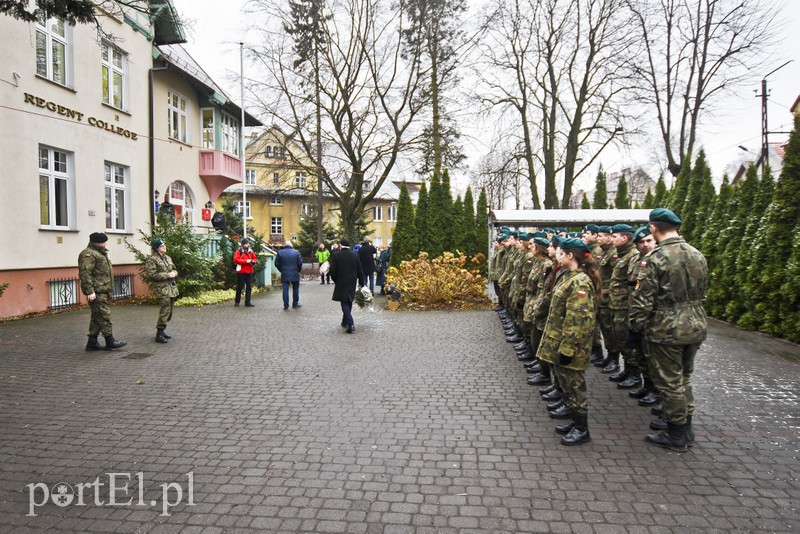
top-left (415, 181), bottom-right (431, 256)
top-left (451, 195), bottom-right (465, 253)
top-left (461, 187), bottom-right (477, 255)
top-left (389, 181), bottom-right (417, 267)
top-left (592, 166), bottom-right (608, 209)
top-left (475, 187), bottom-right (489, 257)
top-left (749, 116), bottom-right (800, 336)
top-left (653, 173), bottom-right (668, 207)
top-left (642, 187), bottom-right (655, 209)
top-left (614, 173), bottom-right (631, 208)
top-left (668, 155), bottom-right (693, 214)
top-left (439, 169), bottom-right (456, 251)
top-left (700, 175), bottom-right (734, 317)
top-left (426, 173), bottom-right (444, 257)
top-left (581, 193), bottom-right (591, 209)
top-left (680, 150), bottom-right (711, 243)
top-left (781, 218), bottom-right (800, 342)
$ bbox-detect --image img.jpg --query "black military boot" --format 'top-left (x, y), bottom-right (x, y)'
top-left (561, 412), bottom-right (591, 446)
top-left (590, 345), bottom-right (604, 365)
top-left (506, 333), bottom-right (524, 343)
top-left (618, 370), bottom-right (642, 389)
top-left (86, 335), bottom-right (104, 352)
top-left (645, 422), bottom-right (688, 452)
top-left (548, 404), bottom-right (571, 419)
top-left (527, 372), bottom-right (551, 386)
top-left (539, 384), bottom-right (558, 395)
top-left (541, 388), bottom-right (563, 401)
top-left (546, 398), bottom-right (566, 411)
top-left (162, 331), bottom-right (172, 339)
top-left (601, 352), bottom-right (620, 374)
top-left (526, 362), bottom-right (542, 373)
top-left (555, 419), bottom-right (575, 435)
top-left (156, 329), bottom-right (168, 344)
top-left (639, 390), bottom-right (661, 406)
top-left (649, 414), bottom-right (667, 430)
top-left (609, 367), bottom-right (629, 382)
top-left (686, 414), bottom-right (695, 447)
top-left (104, 335), bottom-right (127, 350)
top-left (629, 376), bottom-right (652, 399)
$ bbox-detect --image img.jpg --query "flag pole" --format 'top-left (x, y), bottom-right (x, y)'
top-left (240, 42), bottom-right (247, 239)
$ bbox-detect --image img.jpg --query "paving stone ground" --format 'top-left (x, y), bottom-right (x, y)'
top-left (1, 281), bottom-right (798, 533)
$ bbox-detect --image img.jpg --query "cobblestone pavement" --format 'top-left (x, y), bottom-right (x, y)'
top-left (1, 282), bottom-right (798, 533)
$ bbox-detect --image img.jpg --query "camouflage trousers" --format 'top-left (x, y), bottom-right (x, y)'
top-left (156, 297), bottom-right (176, 329)
top-left (611, 309), bottom-right (634, 364)
top-left (552, 366), bottom-right (588, 415)
top-left (647, 341), bottom-right (699, 425)
top-left (628, 338), bottom-right (650, 379)
top-left (88, 294), bottom-right (113, 337)
top-left (591, 320), bottom-right (603, 349)
top-left (529, 326), bottom-right (543, 355)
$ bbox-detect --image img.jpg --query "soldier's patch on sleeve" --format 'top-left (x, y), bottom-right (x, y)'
top-left (640, 261), bottom-right (647, 267)
top-left (577, 290), bottom-right (586, 297)
top-left (84, 253), bottom-right (92, 257)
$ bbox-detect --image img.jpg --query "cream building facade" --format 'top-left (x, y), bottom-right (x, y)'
top-left (0, 2), bottom-right (260, 318)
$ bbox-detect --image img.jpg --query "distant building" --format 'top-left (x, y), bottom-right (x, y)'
top-left (570, 167), bottom-right (657, 208)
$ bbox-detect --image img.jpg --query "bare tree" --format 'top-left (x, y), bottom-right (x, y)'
top-left (247, 0), bottom-right (429, 240)
top-left (625, 0), bottom-right (776, 178)
top-left (471, 134), bottom-right (526, 210)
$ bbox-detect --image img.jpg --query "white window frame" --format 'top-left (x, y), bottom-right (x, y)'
top-left (101, 41), bottom-right (127, 110)
top-left (235, 201), bottom-right (252, 219)
top-left (104, 161), bottom-right (129, 232)
top-left (38, 145), bottom-right (74, 229)
top-left (301, 202), bottom-right (314, 218)
top-left (270, 196), bottom-right (283, 205)
top-left (295, 171), bottom-right (307, 189)
top-left (265, 146), bottom-right (273, 158)
top-left (373, 237), bottom-right (383, 247)
top-left (372, 205), bottom-right (383, 222)
top-left (36, 11), bottom-right (72, 86)
top-left (201, 108), bottom-right (215, 149)
top-left (388, 202), bottom-right (397, 222)
top-left (168, 91), bottom-right (189, 143)
top-left (273, 172), bottom-right (280, 185)
top-left (363, 180), bottom-right (373, 192)
top-left (271, 217), bottom-right (283, 235)
top-left (220, 112), bottom-right (239, 156)
top-left (167, 181), bottom-right (195, 223)
top-left (245, 169), bottom-right (257, 185)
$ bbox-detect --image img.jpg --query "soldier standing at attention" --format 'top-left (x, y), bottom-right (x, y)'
top-left (537, 238), bottom-right (601, 446)
top-left (607, 224), bottom-right (639, 387)
top-left (626, 226), bottom-right (657, 402)
top-left (583, 224), bottom-right (605, 365)
top-left (79, 232), bottom-right (126, 351)
top-left (631, 208), bottom-right (708, 452)
top-left (142, 239), bottom-right (179, 343)
top-left (593, 226), bottom-right (618, 371)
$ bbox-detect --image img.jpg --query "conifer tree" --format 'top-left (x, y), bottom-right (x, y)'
top-left (415, 181), bottom-right (431, 255)
top-left (389, 181), bottom-right (417, 267)
top-left (461, 187), bottom-right (477, 255)
top-left (426, 173), bottom-right (445, 257)
top-left (642, 187), bottom-right (655, 209)
top-left (438, 169), bottom-right (456, 251)
top-left (475, 187), bottom-right (489, 257)
top-left (698, 175), bottom-right (732, 258)
top-left (653, 173), bottom-right (668, 207)
top-left (451, 195), bottom-right (465, 253)
top-left (781, 218), bottom-right (800, 342)
top-left (581, 193), bottom-right (591, 209)
top-left (592, 166), bottom-right (608, 209)
top-left (679, 150), bottom-right (713, 243)
top-left (614, 173), bottom-right (631, 208)
top-left (748, 116), bottom-right (800, 337)
top-left (667, 155), bottom-right (693, 214)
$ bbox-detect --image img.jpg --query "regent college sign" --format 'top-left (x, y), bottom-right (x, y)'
top-left (23, 93), bottom-right (139, 141)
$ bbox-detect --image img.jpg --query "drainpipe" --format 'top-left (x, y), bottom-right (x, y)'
top-left (149, 66), bottom-right (168, 229)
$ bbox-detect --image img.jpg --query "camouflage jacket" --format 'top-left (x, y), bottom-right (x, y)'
top-left (607, 243), bottom-right (637, 310)
top-left (536, 269), bottom-right (597, 370)
top-left (532, 261), bottom-right (563, 330)
top-left (489, 247), bottom-right (504, 281)
top-left (509, 251), bottom-right (535, 306)
top-left (78, 243), bottom-right (113, 296)
top-left (522, 256), bottom-right (547, 323)
top-left (499, 248), bottom-right (521, 288)
top-left (142, 252), bottom-right (179, 298)
top-left (590, 242), bottom-right (603, 262)
top-left (597, 244), bottom-right (617, 308)
top-left (627, 251), bottom-right (647, 309)
top-left (491, 247), bottom-right (508, 282)
top-left (630, 236), bottom-right (708, 345)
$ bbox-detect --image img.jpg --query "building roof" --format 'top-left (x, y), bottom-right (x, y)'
top-left (156, 44), bottom-right (262, 127)
top-left (489, 209), bottom-right (652, 226)
top-left (791, 94), bottom-right (800, 114)
top-left (150, 0), bottom-right (186, 45)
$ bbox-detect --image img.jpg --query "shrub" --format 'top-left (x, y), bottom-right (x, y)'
top-left (385, 251), bottom-right (490, 310)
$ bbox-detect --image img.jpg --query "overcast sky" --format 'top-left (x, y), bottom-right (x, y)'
top-left (174, 0), bottom-right (800, 194)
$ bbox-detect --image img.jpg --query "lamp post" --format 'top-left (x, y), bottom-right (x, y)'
top-left (755, 60), bottom-right (793, 175)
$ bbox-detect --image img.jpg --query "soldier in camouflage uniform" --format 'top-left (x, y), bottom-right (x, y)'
top-left (626, 226), bottom-right (657, 402)
top-left (593, 226), bottom-right (618, 371)
top-left (490, 237), bottom-right (507, 309)
top-left (520, 236), bottom-right (551, 365)
top-left (78, 232), bottom-right (126, 351)
top-left (631, 209), bottom-right (708, 452)
top-left (527, 237), bottom-right (565, 387)
top-left (537, 238), bottom-right (600, 446)
top-left (583, 224), bottom-right (606, 364)
top-left (142, 239), bottom-right (179, 343)
top-left (508, 234), bottom-right (539, 360)
top-left (607, 224), bottom-right (639, 386)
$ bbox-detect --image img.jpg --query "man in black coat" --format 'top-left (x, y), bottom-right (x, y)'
top-left (357, 239), bottom-right (377, 293)
top-left (330, 239), bottom-right (364, 333)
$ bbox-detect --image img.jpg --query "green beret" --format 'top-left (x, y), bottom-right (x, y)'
top-left (597, 225), bottom-right (612, 234)
top-left (649, 208), bottom-right (682, 225)
top-left (556, 227), bottom-right (568, 233)
top-left (584, 224), bottom-right (600, 233)
top-left (510, 231), bottom-right (520, 238)
top-left (611, 224), bottom-right (634, 234)
top-left (568, 232), bottom-right (582, 238)
top-left (533, 237), bottom-right (550, 247)
top-left (560, 238), bottom-right (591, 255)
top-left (499, 226), bottom-right (510, 232)
top-left (532, 231), bottom-right (547, 238)
top-left (543, 227), bottom-right (555, 233)
top-left (633, 226), bottom-right (651, 242)
top-left (151, 238), bottom-right (165, 250)
top-left (550, 235), bottom-right (562, 247)
top-left (495, 234), bottom-right (508, 243)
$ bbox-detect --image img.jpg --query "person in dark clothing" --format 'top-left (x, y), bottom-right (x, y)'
top-left (275, 241), bottom-right (303, 310)
top-left (376, 246), bottom-right (390, 295)
top-left (330, 239), bottom-right (364, 333)
top-left (357, 239), bottom-right (377, 293)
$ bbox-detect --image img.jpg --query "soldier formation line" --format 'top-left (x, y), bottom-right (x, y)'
top-left (489, 208), bottom-right (708, 451)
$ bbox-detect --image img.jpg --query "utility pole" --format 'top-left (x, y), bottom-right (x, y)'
top-left (756, 60), bottom-right (793, 175)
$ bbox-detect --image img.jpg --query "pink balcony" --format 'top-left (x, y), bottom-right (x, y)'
top-left (199, 150), bottom-right (243, 201)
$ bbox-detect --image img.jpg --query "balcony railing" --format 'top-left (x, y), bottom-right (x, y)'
top-left (199, 150), bottom-right (242, 201)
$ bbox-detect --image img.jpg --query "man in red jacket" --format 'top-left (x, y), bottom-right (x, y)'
top-left (233, 238), bottom-right (258, 307)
